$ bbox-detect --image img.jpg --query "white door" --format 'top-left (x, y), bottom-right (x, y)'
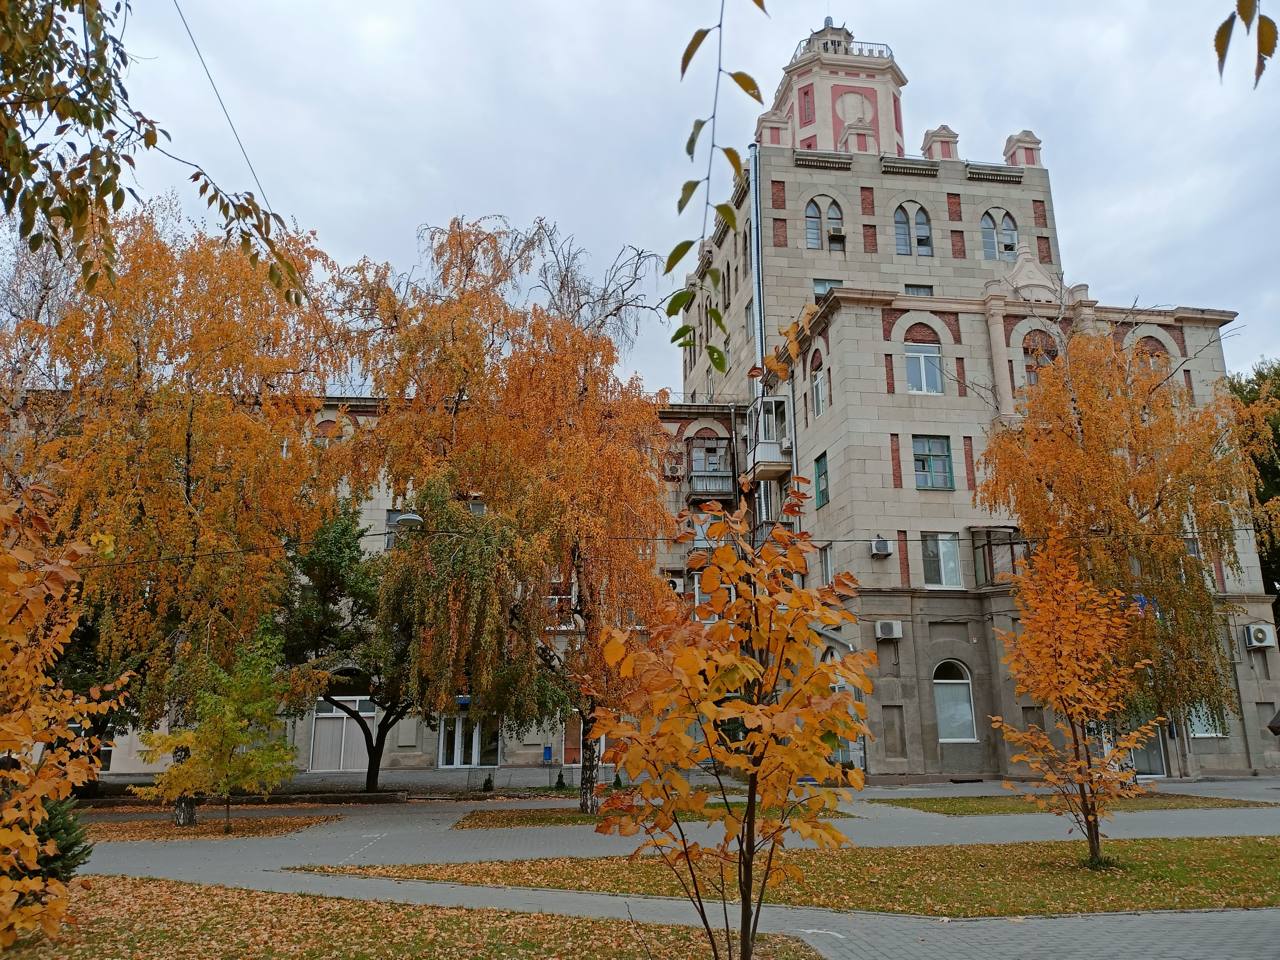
top-left (309, 697), bottom-right (375, 771)
top-left (438, 712), bottom-right (501, 767)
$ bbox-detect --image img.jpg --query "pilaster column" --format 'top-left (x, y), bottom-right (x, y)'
top-left (984, 295), bottom-right (1015, 418)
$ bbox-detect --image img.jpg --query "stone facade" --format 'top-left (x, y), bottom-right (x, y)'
top-left (676, 19), bottom-right (1280, 780)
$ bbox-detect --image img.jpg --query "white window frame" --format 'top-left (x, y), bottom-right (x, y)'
top-left (1186, 705), bottom-right (1228, 739)
top-left (922, 532), bottom-right (962, 588)
top-left (309, 696), bottom-right (376, 772)
top-left (933, 660), bottom-right (978, 743)
top-left (437, 712), bottom-right (502, 768)
top-left (905, 343), bottom-right (944, 395)
top-left (819, 544), bottom-right (834, 586)
top-left (811, 365), bottom-right (827, 417)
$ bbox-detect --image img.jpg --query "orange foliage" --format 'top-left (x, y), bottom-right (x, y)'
top-left (0, 487), bottom-right (124, 946)
top-left (597, 484), bottom-right (873, 960)
top-left (991, 535), bottom-right (1162, 864)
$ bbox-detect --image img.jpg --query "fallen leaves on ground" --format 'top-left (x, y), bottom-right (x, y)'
top-left (308, 836), bottom-right (1280, 917)
top-left (9, 875), bottom-right (819, 959)
top-left (86, 815), bottom-right (338, 842)
top-left (453, 801), bottom-right (851, 830)
top-left (866, 793), bottom-right (1274, 816)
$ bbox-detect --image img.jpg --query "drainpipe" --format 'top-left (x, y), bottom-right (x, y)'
top-left (749, 143), bottom-right (767, 392)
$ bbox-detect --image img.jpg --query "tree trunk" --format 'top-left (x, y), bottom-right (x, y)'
top-left (739, 771), bottom-right (759, 960)
top-left (578, 709), bottom-right (599, 814)
top-left (224, 795), bottom-right (232, 834)
top-left (172, 745), bottom-right (196, 827)
top-left (365, 712), bottom-right (401, 793)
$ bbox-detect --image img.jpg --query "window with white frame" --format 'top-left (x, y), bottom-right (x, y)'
top-left (914, 207), bottom-right (933, 256)
top-left (811, 351), bottom-right (827, 417)
top-left (980, 213), bottom-right (998, 260)
top-left (933, 660), bottom-right (977, 741)
top-left (805, 200), bottom-right (822, 249)
top-left (827, 201), bottom-right (844, 251)
top-left (905, 343), bottom-right (944, 394)
top-left (1187, 704), bottom-right (1228, 738)
top-left (894, 205), bottom-right (911, 255)
top-left (819, 543), bottom-right (833, 586)
top-left (922, 532), bottom-right (962, 587)
top-left (999, 213), bottom-right (1018, 259)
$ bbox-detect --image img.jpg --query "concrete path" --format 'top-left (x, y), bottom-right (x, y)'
top-left (83, 784), bottom-right (1280, 960)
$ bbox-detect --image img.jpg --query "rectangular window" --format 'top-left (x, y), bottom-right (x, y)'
top-left (912, 436), bottom-right (954, 490)
top-left (922, 532), bottom-right (962, 587)
top-left (905, 284), bottom-right (934, 296)
top-left (1187, 705), bottom-right (1227, 738)
top-left (813, 278), bottom-right (842, 300)
top-left (815, 453), bottom-right (829, 508)
top-left (935, 682), bottom-right (977, 740)
top-left (905, 343), bottom-right (944, 394)
top-left (819, 544), bottom-right (833, 586)
top-left (812, 369), bottom-right (828, 417)
top-left (745, 299), bottom-right (754, 343)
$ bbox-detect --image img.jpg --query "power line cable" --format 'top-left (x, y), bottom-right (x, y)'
top-left (171, 0), bottom-right (274, 214)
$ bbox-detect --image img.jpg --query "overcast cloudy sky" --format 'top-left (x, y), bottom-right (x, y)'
top-left (124, 1), bottom-right (1276, 388)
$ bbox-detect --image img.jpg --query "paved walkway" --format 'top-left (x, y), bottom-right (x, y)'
top-left (83, 782), bottom-right (1280, 959)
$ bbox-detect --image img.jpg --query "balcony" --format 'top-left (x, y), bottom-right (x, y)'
top-left (746, 439), bottom-right (791, 481)
top-left (790, 37), bottom-right (892, 64)
top-left (752, 517), bottom-right (796, 551)
top-left (687, 470), bottom-right (735, 502)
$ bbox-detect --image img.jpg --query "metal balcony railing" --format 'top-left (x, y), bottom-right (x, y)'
top-left (790, 37), bottom-right (892, 63)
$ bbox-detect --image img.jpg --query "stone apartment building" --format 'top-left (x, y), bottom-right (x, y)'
top-left (674, 18), bottom-right (1280, 779)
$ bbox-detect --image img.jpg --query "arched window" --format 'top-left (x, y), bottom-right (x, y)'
top-left (1135, 336), bottom-right (1169, 369)
top-left (914, 207), bottom-right (933, 257)
top-left (1022, 329), bottom-right (1058, 386)
top-left (980, 213), bottom-right (998, 260)
top-left (805, 200), bottom-right (822, 249)
top-left (999, 213), bottom-right (1018, 260)
top-left (810, 349), bottom-right (827, 417)
top-left (894, 206), bottom-right (911, 255)
top-left (827, 201), bottom-right (844, 251)
top-left (933, 660), bottom-right (976, 742)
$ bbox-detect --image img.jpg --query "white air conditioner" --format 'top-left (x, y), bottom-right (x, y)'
top-left (1243, 623), bottom-right (1278, 650)
top-left (827, 226), bottom-right (845, 238)
top-left (779, 437), bottom-right (793, 452)
top-left (875, 619), bottom-right (903, 640)
top-left (665, 576), bottom-right (685, 594)
top-left (869, 536), bottom-right (894, 559)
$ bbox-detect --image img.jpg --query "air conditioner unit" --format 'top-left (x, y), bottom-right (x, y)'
top-left (869, 536), bottom-right (894, 559)
top-left (875, 619), bottom-right (903, 640)
top-left (665, 576), bottom-right (685, 594)
top-left (779, 437), bottom-right (793, 452)
top-left (827, 226), bottom-right (845, 238)
top-left (1243, 623), bottom-right (1278, 650)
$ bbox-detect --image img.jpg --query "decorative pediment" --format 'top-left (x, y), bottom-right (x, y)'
top-left (984, 241), bottom-right (1089, 305)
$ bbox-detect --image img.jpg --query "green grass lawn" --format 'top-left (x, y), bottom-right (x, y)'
top-left (308, 836), bottom-right (1280, 918)
top-left (865, 793), bottom-right (1275, 816)
top-left (11, 875), bottom-right (818, 960)
top-left (453, 801), bottom-right (851, 830)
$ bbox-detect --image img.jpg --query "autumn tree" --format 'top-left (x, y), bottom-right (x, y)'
top-left (979, 331), bottom-right (1278, 775)
top-left (597, 485), bottom-right (873, 960)
top-left (1228, 358), bottom-right (1280, 607)
top-left (493, 313), bottom-right (672, 812)
top-left (991, 536), bottom-right (1163, 866)
top-left (0, 486), bottom-right (122, 946)
top-left (377, 475), bottom-right (566, 753)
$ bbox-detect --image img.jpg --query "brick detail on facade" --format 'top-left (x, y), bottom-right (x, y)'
top-left (1214, 557), bottom-right (1227, 593)
top-left (884, 354), bottom-right (896, 394)
top-left (889, 433), bottom-right (903, 488)
top-left (1036, 235), bottom-right (1052, 264)
top-left (904, 322), bottom-right (940, 344)
top-left (772, 217), bottom-right (787, 247)
top-left (1184, 367), bottom-right (1195, 401)
top-left (861, 186), bottom-right (875, 216)
top-left (950, 229), bottom-right (966, 259)
top-left (956, 356), bottom-right (967, 397)
top-left (935, 311), bottom-right (961, 344)
top-left (946, 192), bottom-right (962, 221)
top-left (1168, 324), bottom-right (1188, 356)
top-left (963, 436), bottom-right (976, 490)
top-left (862, 222), bottom-right (878, 254)
top-left (881, 308), bottom-right (906, 340)
top-left (1032, 199), bottom-right (1048, 227)
top-left (770, 179), bottom-right (786, 209)
top-left (897, 530), bottom-right (911, 587)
